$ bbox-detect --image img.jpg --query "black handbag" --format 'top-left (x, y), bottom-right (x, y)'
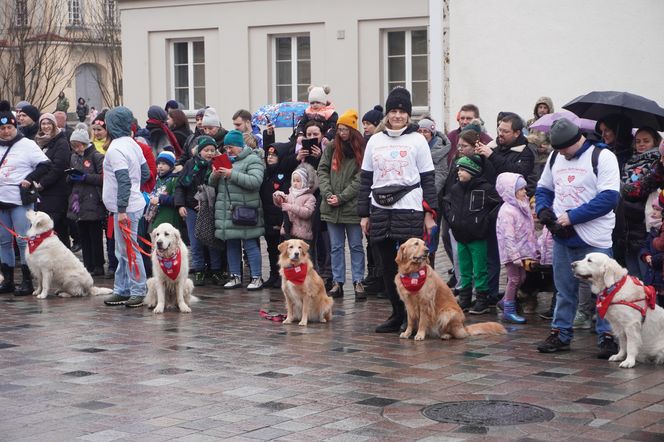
top-left (224, 182), bottom-right (258, 226)
top-left (372, 183), bottom-right (419, 206)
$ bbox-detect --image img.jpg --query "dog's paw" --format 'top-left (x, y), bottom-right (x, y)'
top-left (282, 318), bottom-right (293, 324)
top-left (399, 331), bottom-right (410, 339)
top-left (440, 333), bottom-right (452, 340)
top-left (414, 333), bottom-right (426, 341)
top-left (608, 354), bottom-right (625, 362)
top-left (32, 290), bottom-right (40, 296)
top-left (36, 293), bottom-right (47, 299)
top-left (298, 320), bottom-right (307, 326)
top-left (319, 318), bottom-right (327, 323)
top-left (619, 358), bottom-right (636, 368)
top-left (178, 304), bottom-right (192, 313)
top-left (153, 304), bottom-right (165, 314)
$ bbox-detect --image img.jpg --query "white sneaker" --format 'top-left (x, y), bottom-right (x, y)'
top-left (247, 277), bottom-right (263, 291)
top-left (573, 311), bottom-right (592, 329)
top-left (223, 275), bottom-right (241, 289)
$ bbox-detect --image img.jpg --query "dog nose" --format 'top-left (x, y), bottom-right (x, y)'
top-left (157, 240), bottom-right (163, 248)
top-left (571, 261), bottom-right (577, 269)
top-left (293, 252), bottom-right (299, 258)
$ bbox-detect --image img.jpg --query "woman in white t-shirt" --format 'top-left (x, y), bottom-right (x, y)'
top-left (0, 101), bottom-right (51, 296)
top-left (357, 88), bottom-right (438, 334)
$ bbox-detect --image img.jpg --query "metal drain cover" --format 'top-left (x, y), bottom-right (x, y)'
top-left (422, 400), bottom-right (554, 426)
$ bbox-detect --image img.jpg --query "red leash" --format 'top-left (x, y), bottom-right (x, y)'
top-left (0, 219), bottom-right (27, 240)
top-left (117, 219), bottom-right (152, 278)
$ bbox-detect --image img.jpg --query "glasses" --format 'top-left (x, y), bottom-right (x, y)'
top-left (337, 126), bottom-right (350, 133)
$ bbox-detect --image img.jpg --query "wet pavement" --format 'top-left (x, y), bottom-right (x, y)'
top-left (1, 258), bottom-right (663, 441)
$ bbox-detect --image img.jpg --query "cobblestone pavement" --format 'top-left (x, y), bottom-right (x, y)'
top-left (1, 263), bottom-right (663, 441)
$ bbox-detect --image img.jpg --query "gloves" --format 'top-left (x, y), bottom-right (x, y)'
top-left (549, 222), bottom-right (576, 239)
top-left (537, 207), bottom-right (557, 228)
top-left (69, 173), bottom-right (86, 182)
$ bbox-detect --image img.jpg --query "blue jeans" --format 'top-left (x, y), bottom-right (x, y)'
top-left (185, 207), bottom-right (222, 272)
top-left (0, 204), bottom-right (33, 266)
top-left (226, 238), bottom-right (261, 278)
top-left (552, 241), bottom-right (613, 343)
top-left (625, 247), bottom-right (648, 281)
top-left (327, 222), bottom-right (365, 284)
top-left (113, 210), bottom-right (147, 297)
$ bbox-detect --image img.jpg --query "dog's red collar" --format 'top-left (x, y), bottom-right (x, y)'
top-left (283, 263), bottom-right (308, 285)
top-left (399, 267), bottom-right (427, 293)
top-left (157, 248), bottom-right (181, 281)
top-left (597, 275), bottom-right (657, 319)
top-left (27, 229), bottom-right (55, 253)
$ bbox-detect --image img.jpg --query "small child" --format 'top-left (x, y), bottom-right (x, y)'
top-left (146, 150), bottom-right (181, 231)
top-left (442, 155), bottom-right (501, 314)
top-left (495, 172), bottom-right (538, 323)
top-left (273, 163), bottom-right (317, 245)
top-left (640, 190), bottom-right (664, 307)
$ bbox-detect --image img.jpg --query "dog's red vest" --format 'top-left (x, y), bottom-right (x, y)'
top-left (27, 230), bottom-right (55, 254)
top-left (283, 263), bottom-right (308, 285)
top-left (157, 249), bottom-right (182, 281)
top-left (399, 268), bottom-right (427, 293)
top-left (597, 275), bottom-right (657, 319)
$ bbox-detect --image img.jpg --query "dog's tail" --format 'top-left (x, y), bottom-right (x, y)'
top-left (90, 286), bottom-right (113, 296)
top-left (465, 322), bottom-right (507, 336)
top-left (189, 295), bottom-right (200, 303)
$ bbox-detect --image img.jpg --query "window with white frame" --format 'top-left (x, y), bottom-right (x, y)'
top-left (69, 0), bottom-right (82, 26)
top-left (385, 29), bottom-right (428, 109)
top-left (272, 35), bottom-right (311, 103)
top-left (15, 0), bottom-right (28, 27)
top-left (171, 40), bottom-right (205, 111)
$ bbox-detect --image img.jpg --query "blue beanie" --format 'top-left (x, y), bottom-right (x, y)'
top-left (105, 106), bottom-right (134, 139)
top-left (224, 130), bottom-right (245, 148)
top-left (147, 105), bottom-right (167, 122)
top-left (156, 151), bottom-right (176, 168)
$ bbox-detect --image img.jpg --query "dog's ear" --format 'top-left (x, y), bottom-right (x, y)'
top-left (395, 243), bottom-right (406, 265)
top-left (299, 240), bottom-right (310, 255)
top-left (278, 241), bottom-right (287, 253)
top-left (173, 228), bottom-right (181, 243)
top-left (602, 257), bottom-right (627, 288)
top-left (150, 229), bottom-right (156, 241)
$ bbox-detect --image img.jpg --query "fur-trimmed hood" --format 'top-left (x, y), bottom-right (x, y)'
top-left (533, 96), bottom-right (554, 119)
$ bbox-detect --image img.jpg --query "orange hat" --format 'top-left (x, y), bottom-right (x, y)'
top-left (337, 108), bottom-right (359, 131)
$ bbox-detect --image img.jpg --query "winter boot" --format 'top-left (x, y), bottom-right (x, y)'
top-left (376, 297), bottom-right (406, 333)
top-left (14, 265), bottom-right (33, 296)
top-left (469, 291), bottom-right (490, 315)
top-left (539, 292), bottom-right (557, 320)
top-left (0, 264), bottom-right (15, 294)
top-left (502, 300), bottom-right (526, 324)
top-left (362, 269), bottom-right (384, 296)
top-left (457, 287), bottom-right (473, 312)
top-left (263, 273), bottom-right (281, 288)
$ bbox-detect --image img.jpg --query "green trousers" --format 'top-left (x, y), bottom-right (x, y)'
top-left (457, 239), bottom-right (488, 292)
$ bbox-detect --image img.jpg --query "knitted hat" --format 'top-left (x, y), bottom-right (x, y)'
top-left (195, 107), bottom-right (207, 119)
top-left (0, 101), bottom-right (17, 127)
top-left (224, 129), bottom-right (244, 148)
top-left (20, 104), bottom-right (40, 124)
top-left (164, 100), bottom-right (179, 111)
top-left (418, 118), bottom-right (436, 135)
top-left (70, 123), bottom-right (90, 145)
top-left (196, 135), bottom-right (217, 154)
top-left (292, 166), bottom-right (309, 185)
top-left (337, 109), bottom-right (359, 130)
top-left (308, 85), bottom-right (330, 104)
top-left (156, 150), bottom-right (176, 168)
top-left (147, 105), bottom-right (167, 122)
top-left (201, 107), bottom-right (221, 127)
top-left (461, 121), bottom-right (482, 135)
top-left (91, 111), bottom-right (106, 128)
top-left (14, 100), bottom-right (31, 112)
top-left (456, 155), bottom-right (482, 177)
top-left (362, 105), bottom-right (384, 126)
top-left (550, 118), bottom-right (581, 150)
top-left (385, 87), bottom-right (412, 115)
top-left (105, 106), bottom-right (134, 139)
top-left (38, 112), bottom-right (57, 128)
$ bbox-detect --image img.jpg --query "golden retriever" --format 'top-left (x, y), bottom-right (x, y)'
top-left (395, 238), bottom-right (507, 340)
top-left (573, 252), bottom-right (664, 368)
top-left (278, 239), bottom-right (333, 326)
top-left (144, 223), bottom-right (196, 313)
top-left (25, 210), bottom-right (112, 298)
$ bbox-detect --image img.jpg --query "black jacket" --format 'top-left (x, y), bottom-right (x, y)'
top-left (174, 157), bottom-right (211, 210)
top-left (67, 145), bottom-right (105, 221)
top-left (489, 134), bottom-right (537, 194)
top-left (443, 176), bottom-right (501, 244)
top-left (35, 131), bottom-right (71, 214)
top-left (260, 150), bottom-right (291, 232)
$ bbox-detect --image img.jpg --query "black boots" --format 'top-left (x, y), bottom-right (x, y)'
top-left (457, 287), bottom-right (473, 312)
top-left (469, 291), bottom-right (490, 315)
top-left (0, 264), bottom-right (15, 294)
top-left (362, 269), bottom-right (385, 296)
top-left (14, 265), bottom-right (33, 296)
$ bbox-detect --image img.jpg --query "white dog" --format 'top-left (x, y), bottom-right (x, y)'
top-left (144, 223), bottom-right (196, 313)
top-left (572, 252), bottom-right (664, 368)
top-left (25, 210), bottom-right (112, 298)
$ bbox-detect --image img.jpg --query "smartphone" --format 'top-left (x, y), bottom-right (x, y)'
top-left (301, 138), bottom-right (317, 151)
top-left (265, 115), bottom-right (272, 125)
top-left (212, 153), bottom-right (232, 170)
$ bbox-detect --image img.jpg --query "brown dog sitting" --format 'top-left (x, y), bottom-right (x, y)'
top-left (395, 238), bottom-right (507, 340)
top-left (278, 239), bottom-right (333, 326)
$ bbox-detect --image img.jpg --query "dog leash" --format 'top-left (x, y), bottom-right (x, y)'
top-left (117, 219), bottom-right (152, 278)
top-left (0, 219), bottom-right (27, 240)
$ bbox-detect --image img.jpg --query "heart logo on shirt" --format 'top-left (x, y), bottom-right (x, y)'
top-left (400, 151), bottom-right (407, 157)
top-left (273, 183), bottom-right (280, 190)
top-left (277, 174), bottom-right (284, 180)
top-left (567, 175), bottom-right (575, 183)
top-left (390, 151), bottom-right (398, 159)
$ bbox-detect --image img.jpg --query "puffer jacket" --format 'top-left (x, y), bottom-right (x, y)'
top-left (495, 172), bottom-right (537, 264)
top-left (318, 139), bottom-right (362, 224)
top-left (35, 130), bottom-right (70, 215)
top-left (429, 131), bottom-right (451, 193)
top-left (622, 148), bottom-right (660, 249)
top-left (210, 146), bottom-right (265, 240)
top-left (260, 143), bottom-right (292, 232)
top-left (276, 163), bottom-right (317, 240)
top-left (67, 145), bottom-right (105, 221)
top-left (443, 175), bottom-right (501, 244)
top-left (174, 155), bottom-right (213, 210)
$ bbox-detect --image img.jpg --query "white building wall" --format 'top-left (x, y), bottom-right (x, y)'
top-left (448, 0), bottom-right (664, 135)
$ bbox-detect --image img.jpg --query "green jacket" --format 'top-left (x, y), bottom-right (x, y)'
top-left (318, 141), bottom-right (361, 224)
top-left (210, 146), bottom-right (265, 240)
top-left (150, 173), bottom-right (181, 231)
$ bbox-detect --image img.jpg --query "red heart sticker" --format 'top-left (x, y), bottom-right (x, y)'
top-left (83, 160), bottom-right (91, 168)
top-left (400, 151), bottom-right (407, 157)
top-left (567, 175), bottom-right (575, 183)
top-left (273, 183), bottom-right (280, 190)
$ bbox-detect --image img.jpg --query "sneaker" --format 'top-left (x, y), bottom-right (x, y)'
top-left (247, 277), bottom-right (264, 291)
top-left (194, 271), bottom-right (206, 287)
top-left (210, 271), bottom-right (229, 286)
top-left (324, 278), bottom-right (334, 292)
top-left (328, 282), bottom-right (344, 299)
top-left (354, 282), bottom-right (366, 302)
top-left (124, 296), bottom-right (144, 308)
top-left (224, 275), bottom-right (241, 289)
top-left (597, 334), bottom-right (619, 360)
top-left (537, 330), bottom-right (571, 353)
top-left (469, 296), bottom-right (490, 315)
top-left (573, 311), bottom-right (592, 329)
top-left (104, 293), bottom-right (129, 306)
top-left (538, 309), bottom-right (554, 320)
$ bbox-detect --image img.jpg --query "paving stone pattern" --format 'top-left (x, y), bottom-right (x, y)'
top-left (1, 256), bottom-right (664, 441)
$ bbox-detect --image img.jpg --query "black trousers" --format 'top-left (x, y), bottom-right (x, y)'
top-left (373, 239), bottom-right (405, 317)
top-left (50, 212), bottom-right (70, 249)
top-left (78, 220), bottom-right (105, 271)
top-left (265, 230), bottom-right (281, 277)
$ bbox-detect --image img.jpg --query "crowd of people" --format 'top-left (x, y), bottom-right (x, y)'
top-left (1, 86), bottom-right (664, 359)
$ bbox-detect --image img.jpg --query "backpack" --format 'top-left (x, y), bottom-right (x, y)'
top-left (548, 145), bottom-right (601, 176)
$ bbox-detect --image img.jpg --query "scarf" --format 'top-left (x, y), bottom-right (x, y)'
top-left (35, 128), bottom-right (60, 148)
top-left (399, 267), bottom-right (427, 293)
top-left (27, 229), bottom-right (55, 253)
top-left (304, 103), bottom-right (336, 122)
top-left (157, 248), bottom-right (182, 280)
top-left (597, 275), bottom-right (657, 319)
top-left (283, 263), bottom-right (308, 285)
top-left (180, 155), bottom-right (211, 187)
top-left (0, 132), bottom-right (24, 148)
top-left (146, 118), bottom-right (183, 157)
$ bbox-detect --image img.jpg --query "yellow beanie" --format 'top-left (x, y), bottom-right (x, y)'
top-left (337, 108), bottom-right (359, 131)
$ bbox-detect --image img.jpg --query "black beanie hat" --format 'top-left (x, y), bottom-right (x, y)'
top-left (0, 101), bottom-right (17, 127)
top-left (20, 104), bottom-right (40, 124)
top-left (362, 105), bottom-right (384, 126)
top-left (550, 118), bottom-right (582, 150)
top-left (385, 87), bottom-right (412, 115)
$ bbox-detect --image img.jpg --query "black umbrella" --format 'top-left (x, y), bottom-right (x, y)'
top-left (563, 91), bottom-right (664, 131)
